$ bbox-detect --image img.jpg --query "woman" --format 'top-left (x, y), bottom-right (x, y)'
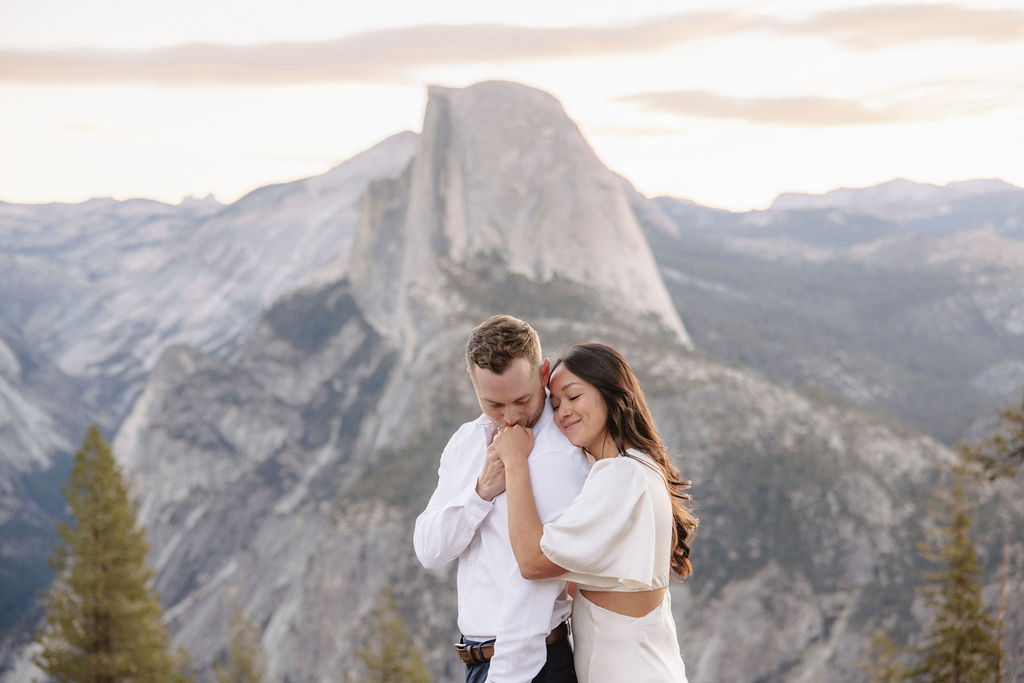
top-left (493, 342), bottom-right (697, 682)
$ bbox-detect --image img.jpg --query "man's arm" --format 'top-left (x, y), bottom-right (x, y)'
top-left (413, 429), bottom-right (502, 568)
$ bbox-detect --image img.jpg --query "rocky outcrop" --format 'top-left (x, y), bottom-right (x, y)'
top-left (113, 280), bottom-right (414, 679)
top-left (351, 81), bottom-right (690, 354)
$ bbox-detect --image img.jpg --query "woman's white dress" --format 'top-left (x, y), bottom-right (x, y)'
top-left (539, 450), bottom-right (688, 682)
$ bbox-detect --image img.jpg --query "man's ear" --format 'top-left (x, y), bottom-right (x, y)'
top-left (540, 358), bottom-right (551, 384)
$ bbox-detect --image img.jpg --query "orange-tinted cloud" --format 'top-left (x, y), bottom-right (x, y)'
top-left (617, 85), bottom-right (1019, 126)
top-left (0, 12), bottom-right (753, 86)
top-left (788, 2), bottom-right (1024, 50)
top-left (1, 4), bottom-right (1020, 86)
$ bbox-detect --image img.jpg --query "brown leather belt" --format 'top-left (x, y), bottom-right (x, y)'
top-left (455, 622), bottom-right (569, 664)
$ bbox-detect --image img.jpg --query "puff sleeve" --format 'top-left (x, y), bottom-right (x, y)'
top-left (539, 457), bottom-right (658, 590)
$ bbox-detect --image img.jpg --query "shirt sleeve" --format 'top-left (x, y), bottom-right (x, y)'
top-left (539, 457), bottom-right (657, 590)
top-left (413, 429), bottom-right (494, 569)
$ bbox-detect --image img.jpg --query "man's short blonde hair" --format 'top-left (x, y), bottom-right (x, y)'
top-left (466, 315), bottom-right (542, 374)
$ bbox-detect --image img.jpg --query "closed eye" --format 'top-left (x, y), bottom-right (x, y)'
top-left (551, 395), bottom-right (579, 410)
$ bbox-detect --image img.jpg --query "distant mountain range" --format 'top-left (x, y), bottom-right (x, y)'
top-left (2, 81), bottom-right (1022, 681)
top-left (638, 177), bottom-right (1024, 444)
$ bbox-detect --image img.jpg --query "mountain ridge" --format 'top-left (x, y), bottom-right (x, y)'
top-left (770, 177), bottom-right (1023, 211)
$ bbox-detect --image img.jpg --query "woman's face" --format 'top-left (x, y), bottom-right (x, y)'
top-left (548, 364), bottom-right (610, 456)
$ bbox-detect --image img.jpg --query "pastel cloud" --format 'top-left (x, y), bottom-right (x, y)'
top-left (619, 91), bottom-right (901, 126)
top-left (0, 12), bottom-right (753, 86)
top-left (0, 4), bottom-right (1020, 86)
top-left (788, 2), bottom-right (1024, 50)
top-left (617, 84), bottom-right (1021, 126)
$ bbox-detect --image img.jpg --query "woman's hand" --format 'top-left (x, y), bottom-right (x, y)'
top-left (492, 425), bottom-right (534, 467)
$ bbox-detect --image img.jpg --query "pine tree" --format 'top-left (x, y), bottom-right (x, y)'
top-left (859, 631), bottom-right (909, 683)
top-left (355, 589), bottom-right (431, 683)
top-left (960, 392), bottom-right (1024, 481)
top-left (215, 606), bottom-right (269, 683)
top-left (910, 466), bottom-right (1000, 682)
top-left (956, 393), bottom-right (1023, 678)
top-left (34, 424), bottom-right (190, 682)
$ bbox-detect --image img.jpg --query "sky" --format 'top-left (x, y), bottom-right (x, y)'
top-left (1, 0), bottom-right (1023, 212)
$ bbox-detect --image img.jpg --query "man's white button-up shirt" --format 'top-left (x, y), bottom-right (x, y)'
top-left (414, 401), bottom-right (590, 682)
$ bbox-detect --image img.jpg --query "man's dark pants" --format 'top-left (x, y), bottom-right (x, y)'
top-left (463, 637), bottom-right (577, 683)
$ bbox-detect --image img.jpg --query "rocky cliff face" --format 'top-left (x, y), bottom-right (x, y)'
top-left (111, 282), bottom-right (414, 681)
top-left (0, 133), bottom-right (418, 669)
top-left (351, 82), bottom-right (689, 356)
top-left (0, 328), bottom-right (86, 659)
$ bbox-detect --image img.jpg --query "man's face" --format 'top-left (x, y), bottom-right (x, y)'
top-left (469, 357), bottom-right (550, 429)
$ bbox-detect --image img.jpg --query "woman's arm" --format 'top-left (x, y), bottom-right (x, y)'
top-left (493, 426), bottom-right (566, 580)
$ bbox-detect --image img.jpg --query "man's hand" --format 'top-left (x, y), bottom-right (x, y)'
top-left (493, 425), bottom-right (534, 467)
top-left (476, 441), bottom-right (506, 501)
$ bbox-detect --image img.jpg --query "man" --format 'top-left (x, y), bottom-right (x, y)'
top-left (414, 315), bottom-right (590, 683)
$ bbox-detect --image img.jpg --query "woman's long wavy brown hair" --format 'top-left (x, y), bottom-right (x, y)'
top-left (552, 342), bottom-right (698, 579)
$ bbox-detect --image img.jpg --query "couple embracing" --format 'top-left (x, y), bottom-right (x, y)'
top-left (414, 315), bottom-right (697, 682)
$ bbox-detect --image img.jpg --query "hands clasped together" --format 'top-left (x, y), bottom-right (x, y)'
top-left (476, 425), bottom-right (535, 501)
